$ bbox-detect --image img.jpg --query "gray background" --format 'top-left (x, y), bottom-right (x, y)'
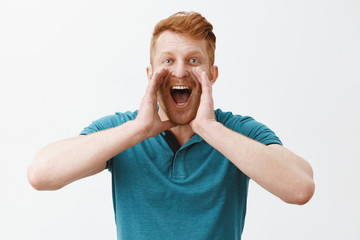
top-left (1, 0), bottom-right (359, 239)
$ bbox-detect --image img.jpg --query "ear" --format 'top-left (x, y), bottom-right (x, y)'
top-left (209, 65), bottom-right (218, 85)
top-left (146, 66), bottom-right (153, 81)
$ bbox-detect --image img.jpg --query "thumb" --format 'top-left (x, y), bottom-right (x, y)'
top-left (160, 120), bottom-right (176, 132)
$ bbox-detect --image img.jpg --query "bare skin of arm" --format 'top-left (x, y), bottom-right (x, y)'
top-left (189, 67), bottom-right (315, 205)
top-left (29, 66), bottom-right (315, 205)
top-left (27, 68), bottom-right (174, 190)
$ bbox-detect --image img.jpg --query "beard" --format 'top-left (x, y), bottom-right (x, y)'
top-left (157, 76), bottom-right (201, 125)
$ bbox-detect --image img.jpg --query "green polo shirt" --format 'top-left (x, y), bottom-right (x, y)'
top-left (81, 109), bottom-right (282, 240)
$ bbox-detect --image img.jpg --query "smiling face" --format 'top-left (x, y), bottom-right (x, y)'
top-left (148, 31), bottom-right (218, 125)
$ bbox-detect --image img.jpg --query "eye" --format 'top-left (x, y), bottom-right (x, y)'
top-left (164, 59), bottom-right (172, 64)
top-left (189, 58), bottom-right (199, 63)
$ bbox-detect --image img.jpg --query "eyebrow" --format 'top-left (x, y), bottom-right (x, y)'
top-left (159, 50), bottom-right (204, 58)
top-left (187, 51), bottom-right (203, 56)
top-left (159, 51), bottom-right (173, 57)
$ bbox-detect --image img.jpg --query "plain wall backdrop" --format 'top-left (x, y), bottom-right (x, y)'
top-left (1, 0), bottom-right (359, 239)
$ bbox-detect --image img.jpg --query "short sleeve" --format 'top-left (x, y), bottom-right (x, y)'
top-left (80, 114), bottom-right (126, 135)
top-left (215, 109), bottom-right (282, 146)
top-left (79, 111), bottom-right (137, 171)
top-left (240, 118), bottom-right (282, 146)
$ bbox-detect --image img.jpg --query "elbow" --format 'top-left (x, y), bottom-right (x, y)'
top-left (27, 163), bottom-right (63, 191)
top-left (283, 179), bottom-right (315, 205)
top-left (27, 164), bottom-right (49, 190)
top-left (295, 180), bottom-right (315, 205)
top-left (27, 164), bottom-right (45, 190)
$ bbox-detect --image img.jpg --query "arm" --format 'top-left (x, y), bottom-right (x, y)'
top-left (190, 67), bottom-right (315, 205)
top-left (28, 68), bottom-right (174, 190)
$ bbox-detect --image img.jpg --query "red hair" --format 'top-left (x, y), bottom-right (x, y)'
top-left (150, 11), bottom-right (216, 66)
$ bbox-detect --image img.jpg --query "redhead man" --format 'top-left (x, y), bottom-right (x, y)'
top-left (28, 11), bottom-right (314, 240)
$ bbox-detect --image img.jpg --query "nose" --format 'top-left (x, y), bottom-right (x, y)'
top-left (171, 61), bottom-right (189, 79)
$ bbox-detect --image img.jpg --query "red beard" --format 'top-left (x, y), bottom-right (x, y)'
top-left (157, 75), bottom-right (201, 125)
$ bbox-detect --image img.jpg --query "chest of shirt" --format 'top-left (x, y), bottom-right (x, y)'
top-left (110, 135), bottom-right (248, 200)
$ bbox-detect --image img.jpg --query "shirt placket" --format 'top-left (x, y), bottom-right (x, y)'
top-left (170, 134), bottom-right (203, 180)
top-left (172, 149), bottom-right (186, 179)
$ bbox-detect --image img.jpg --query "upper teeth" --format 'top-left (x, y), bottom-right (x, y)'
top-left (172, 86), bottom-right (190, 90)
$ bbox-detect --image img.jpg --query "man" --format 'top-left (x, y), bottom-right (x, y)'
top-left (28, 11), bottom-right (315, 239)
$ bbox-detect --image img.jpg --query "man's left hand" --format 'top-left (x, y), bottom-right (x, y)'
top-left (190, 67), bottom-right (216, 134)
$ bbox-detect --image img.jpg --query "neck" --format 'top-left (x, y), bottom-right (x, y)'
top-left (169, 125), bottom-right (195, 146)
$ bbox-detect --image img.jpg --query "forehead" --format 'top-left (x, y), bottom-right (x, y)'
top-left (154, 31), bottom-right (208, 58)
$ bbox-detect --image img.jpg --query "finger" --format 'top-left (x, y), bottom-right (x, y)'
top-left (148, 68), bottom-right (169, 95)
top-left (191, 67), bottom-right (202, 85)
top-left (160, 120), bottom-right (176, 132)
top-left (192, 67), bottom-right (212, 95)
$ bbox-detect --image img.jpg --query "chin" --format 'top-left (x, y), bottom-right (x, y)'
top-left (168, 111), bottom-right (197, 125)
top-left (160, 99), bottom-right (200, 126)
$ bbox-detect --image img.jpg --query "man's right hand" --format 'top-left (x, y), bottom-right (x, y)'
top-left (135, 68), bottom-right (175, 139)
top-left (28, 68), bottom-right (175, 190)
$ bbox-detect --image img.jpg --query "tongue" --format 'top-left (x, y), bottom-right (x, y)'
top-left (172, 92), bottom-right (190, 104)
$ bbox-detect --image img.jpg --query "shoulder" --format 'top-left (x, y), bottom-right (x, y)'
top-left (215, 109), bottom-right (259, 136)
top-left (215, 108), bottom-right (282, 145)
top-left (215, 109), bottom-right (255, 127)
top-left (80, 110), bottom-right (138, 134)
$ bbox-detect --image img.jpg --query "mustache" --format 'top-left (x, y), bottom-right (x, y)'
top-left (164, 71), bottom-right (198, 86)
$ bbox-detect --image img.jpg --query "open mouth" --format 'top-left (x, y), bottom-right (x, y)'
top-left (170, 85), bottom-right (192, 106)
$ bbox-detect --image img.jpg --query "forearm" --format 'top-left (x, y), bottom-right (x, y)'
top-left (28, 68), bottom-right (174, 191)
top-left (196, 121), bottom-right (314, 204)
top-left (28, 120), bottom-right (148, 190)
